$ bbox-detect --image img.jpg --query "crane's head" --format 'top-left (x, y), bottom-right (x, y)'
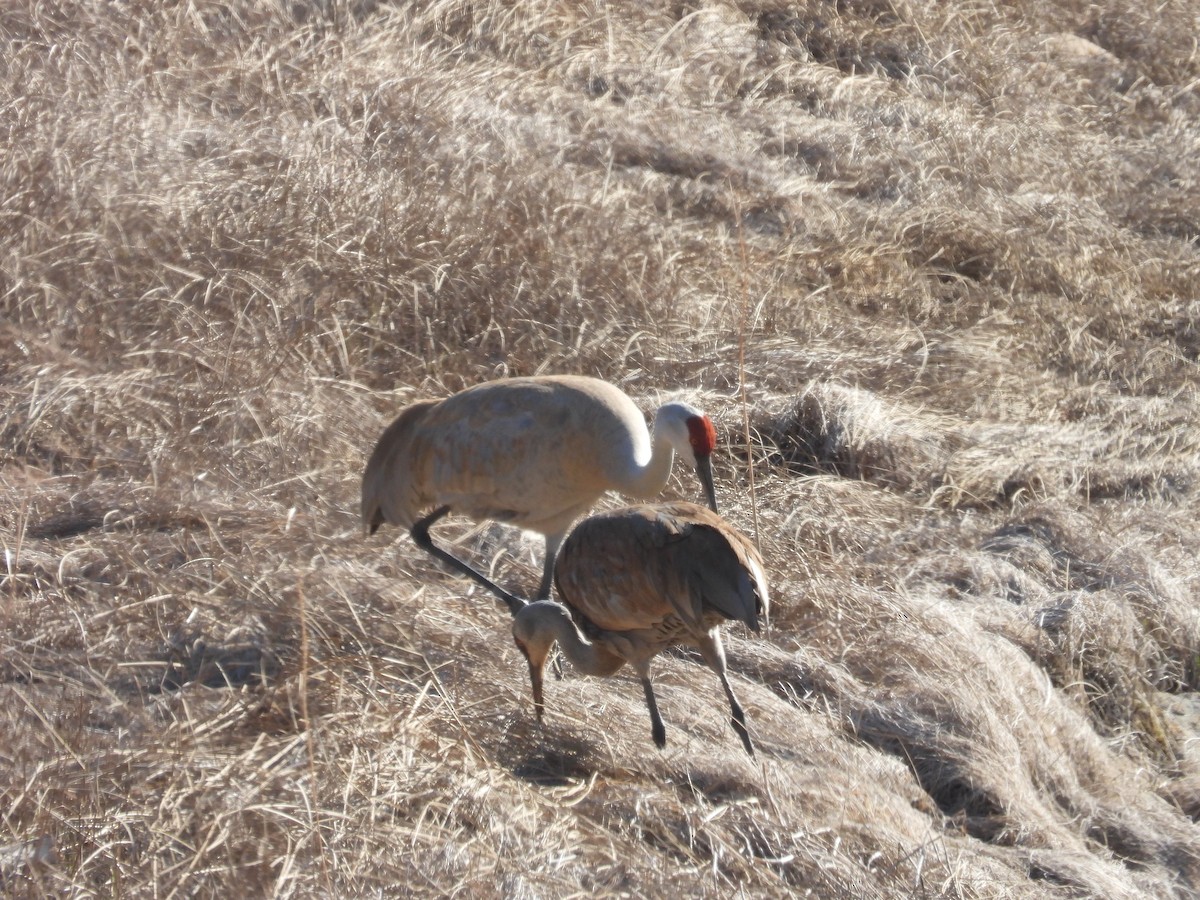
top-left (512, 601), bottom-right (570, 722)
top-left (656, 402), bottom-right (719, 513)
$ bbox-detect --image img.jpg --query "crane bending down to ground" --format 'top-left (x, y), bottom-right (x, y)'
top-left (361, 375), bottom-right (719, 612)
top-left (511, 501), bottom-right (768, 755)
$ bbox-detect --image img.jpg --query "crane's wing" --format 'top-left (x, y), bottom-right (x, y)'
top-left (653, 504), bottom-right (770, 632)
top-left (415, 380), bottom-right (625, 530)
top-left (554, 505), bottom-right (680, 630)
top-left (555, 502), bottom-right (769, 633)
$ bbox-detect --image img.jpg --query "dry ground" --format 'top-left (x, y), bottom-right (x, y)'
top-left (2, 0), bottom-right (1199, 896)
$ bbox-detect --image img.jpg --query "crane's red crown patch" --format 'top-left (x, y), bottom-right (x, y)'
top-left (686, 415), bottom-right (717, 456)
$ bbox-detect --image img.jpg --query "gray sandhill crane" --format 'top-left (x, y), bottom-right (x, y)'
top-left (361, 375), bottom-right (719, 612)
top-left (512, 501), bottom-right (768, 755)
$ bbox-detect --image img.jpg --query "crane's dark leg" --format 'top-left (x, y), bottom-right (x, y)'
top-left (411, 507), bottom-right (526, 615)
top-left (718, 671), bottom-right (754, 757)
top-left (540, 532), bottom-right (566, 602)
top-left (700, 635), bottom-right (755, 756)
top-left (640, 674), bottom-right (667, 749)
top-left (540, 533), bottom-right (565, 678)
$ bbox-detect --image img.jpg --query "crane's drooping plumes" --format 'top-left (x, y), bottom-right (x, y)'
top-left (360, 376), bottom-right (720, 611)
top-left (512, 501), bottom-right (769, 755)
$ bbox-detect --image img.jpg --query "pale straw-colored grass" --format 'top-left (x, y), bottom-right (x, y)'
top-left (2, 0), bottom-right (1198, 895)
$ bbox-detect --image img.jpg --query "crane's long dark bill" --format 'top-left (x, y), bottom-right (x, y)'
top-left (515, 641), bottom-right (547, 721)
top-left (527, 654), bottom-right (546, 721)
top-left (697, 454), bottom-right (718, 513)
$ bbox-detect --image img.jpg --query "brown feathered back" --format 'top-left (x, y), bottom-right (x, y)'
top-left (554, 502), bottom-right (768, 638)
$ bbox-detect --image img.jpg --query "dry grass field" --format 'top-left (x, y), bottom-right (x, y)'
top-left (3, 0), bottom-right (1199, 895)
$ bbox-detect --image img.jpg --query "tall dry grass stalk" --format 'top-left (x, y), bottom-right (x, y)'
top-left (2, 0), bottom-right (1198, 895)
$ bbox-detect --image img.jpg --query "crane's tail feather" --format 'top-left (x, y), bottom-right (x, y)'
top-left (361, 400), bottom-right (438, 535)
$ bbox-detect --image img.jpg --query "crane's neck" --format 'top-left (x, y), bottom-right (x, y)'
top-left (628, 441), bottom-right (674, 499)
top-left (624, 413), bottom-right (683, 499)
top-left (519, 603), bottom-right (625, 677)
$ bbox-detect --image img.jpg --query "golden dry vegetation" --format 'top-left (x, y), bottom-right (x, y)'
top-left (2, 0), bottom-right (1199, 896)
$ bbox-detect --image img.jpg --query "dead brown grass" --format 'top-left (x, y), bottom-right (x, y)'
top-left (2, 0), bottom-right (1199, 895)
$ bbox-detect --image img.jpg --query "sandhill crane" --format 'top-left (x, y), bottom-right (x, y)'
top-left (511, 501), bottom-right (768, 755)
top-left (361, 376), bottom-right (719, 612)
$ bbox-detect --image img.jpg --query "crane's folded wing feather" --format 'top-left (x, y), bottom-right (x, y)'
top-left (669, 523), bottom-right (768, 631)
top-left (555, 501), bottom-right (769, 633)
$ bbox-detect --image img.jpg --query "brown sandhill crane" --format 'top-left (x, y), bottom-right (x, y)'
top-left (512, 501), bottom-right (768, 755)
top-left (361, 376), bottom-right (719, 612)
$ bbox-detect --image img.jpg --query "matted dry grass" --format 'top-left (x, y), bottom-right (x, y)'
top-left (2, 0), bottom-right (1198, 895)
